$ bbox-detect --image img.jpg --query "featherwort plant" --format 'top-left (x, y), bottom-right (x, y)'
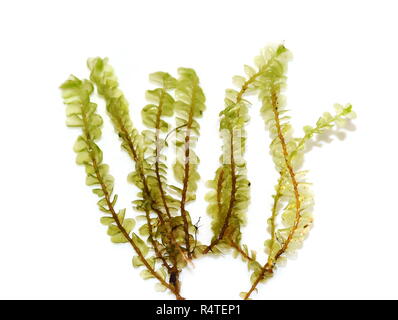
top-left (60, 44), bottom-right (355, 300)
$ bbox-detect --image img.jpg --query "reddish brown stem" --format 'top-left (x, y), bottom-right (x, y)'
top-left (203, 73), bottom-right (261, 254)
top-left (244, 89), bottom-right (301, 300)
top-left (81, 108), bottom-right (183, 300)
top-left (179, 85), bottom-right (198, 259)
top-left (229, 240), bottom-right (255, 262)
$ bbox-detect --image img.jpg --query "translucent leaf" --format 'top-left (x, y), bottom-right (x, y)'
top-left (155, 283), bottom-right (167, 292)
top-left (122, 218), bottom-right (136, 234)
top-left (347, 111), bottom-right (356, 119)
top-left (244, 64), bottom-right (256, 77)
top-left (85, 175), bottom-right (98, 186)
top-left (100, 216), bottom-right (114, 226)
top-left (173, 162), bottom-right (185, 183)
top-left (168, 185), bottom-right (183, 195)
top-left (117, 208), bottom-right (126, 224)
top-left (132, 256), bottom-right (144, 268)
top-left (97, 198), bottom-right (108, 208)
top-left (140, 270), bottom-right (155, 280)
top-left (92, 188), bottom-right (104, 197)
top-left (158, 267), bottom-right (167, 280)
top-left (107, 224), bottom-right (120, 236)
top-left (232, 75), bottom-right (246, 88)
top-left (132, 233), bottom-right (149, 256)
top-left (250, 272), bottom-right (260, 284)
top-left (149, 71), bottom-right (176, 90)
top-left (111, 232), bottom-right (129, 244)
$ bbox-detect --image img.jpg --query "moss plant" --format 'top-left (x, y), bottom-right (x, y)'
top-left (60, 44), bottom-right (356, 300)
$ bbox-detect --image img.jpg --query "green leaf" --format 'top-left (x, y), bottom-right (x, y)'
top-left (149, 71), bottom-right (177, 90)
top-left (139, 224), bottom-right (149, 237)
top-left (132, 256), bottom-right (144, 268)
top-left (107, 224), bottom-right (120, 236)
top-left (100, 216), bottom-right (114, 226)
top-left (117, 209), bottom-right (126, 224)
top-left (122, 218), bottom-right (136, 234)
top-left (111, 232), bottom-right (129, 244)
top-left (155, 283), bottom-right (168, 292)
top-left (132, 233), bottom-right (149, 256)
top-left (76, 150), bottom-right (90, 165)
top-left (173, 162), bottom-right (184, 183)
top-left (140, 270), bottom-right (155, 280)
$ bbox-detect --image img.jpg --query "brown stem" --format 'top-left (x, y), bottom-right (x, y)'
top-left (244, 264), bottom-right (273, 300)
top-left (267, 177), bottom-right (283, 265)
top-left (271, 90), bottom-right (301, 261)
top-left (210, 59), bottom-right (282, 251)
top-left (117, 115), bottom-right (184, 295)
top-left (118, 120), bottom-right (166, 219)
top-left (144, 209), bottom-right (173, 273)
top-left (203, 73), bottom-right (262, 254)
top-left (216, 169), bottom-right (225, 214)
top-left (179, 86), bottom-right (198, 259)
top-left (204, 131), bottom-right (236, 254)
top-left (154, 92), bottom-right (173, 221)
top-left (154, 91), bottom-right (182, 286)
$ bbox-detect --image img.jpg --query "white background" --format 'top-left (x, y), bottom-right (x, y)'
top-left (0, 0), bottom-right (397, 300)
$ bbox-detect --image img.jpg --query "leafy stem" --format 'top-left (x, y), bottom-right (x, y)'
top-left (174, 68), bottom-right (205, 260)
top-left (155, 92), bottom-right (173, 221)
top-left (244, 89), bottom-right (302, 300)
top-left (204, 129), bottom-right (237, 253)
top-left (271, 90), bottom-right (301, 261)
top-left (80, 91), bottom-right (182, 299)
top-left (267, 177), bottom-right (283, 265)
top-left (62, 45), bottom-right (355, 300)
top-left (153, 89), bottom-right (183, 285)
top-left (229, 240), bottom-right (256, 262)
top-left (204, 73), bottom-right (259, 253)
top-left (179, 99), bottom-right (195, 259)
